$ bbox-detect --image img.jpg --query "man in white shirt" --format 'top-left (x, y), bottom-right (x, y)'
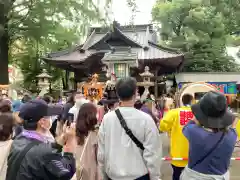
top-left (69, 92), bottom-right (89, 121)
top-left (98, 77), bottom-right (162, 180)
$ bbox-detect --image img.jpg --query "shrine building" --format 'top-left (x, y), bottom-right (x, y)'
top-left (43, 21), bottom-right (184, 97)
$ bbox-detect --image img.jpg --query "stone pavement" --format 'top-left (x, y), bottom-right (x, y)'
top-left (160, 133), bottom-right (240, 180)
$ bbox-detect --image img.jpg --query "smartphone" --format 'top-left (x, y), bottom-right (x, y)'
top-left (67, 113), bottom-right (74, 126)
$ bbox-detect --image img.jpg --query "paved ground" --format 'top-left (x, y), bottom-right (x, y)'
top-left (160, 133), bottom-right (240, 180)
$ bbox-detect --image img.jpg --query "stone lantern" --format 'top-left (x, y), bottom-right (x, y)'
top-left (37, 69), bottom-right (52, 95)
top-left (138, 66), bottom-right (154, 100)
top-left (165, 79), bottom-right (174, 93)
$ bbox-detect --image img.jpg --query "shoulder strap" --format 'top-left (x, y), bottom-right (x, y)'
top-left (115, 109), bottom-right (144, 150)
top-left (8, 140), bottom-right (41, 178)
top-left (80, 133), bottom-right (91, 162)
top-left (190, 132), bottom-right (225, 169)
top-left (74, 133), bottom-right (91, 180)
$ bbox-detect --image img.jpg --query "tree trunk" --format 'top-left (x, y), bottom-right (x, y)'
top-left (0, 30), bottom-right (9, 84)
top-left (61, 76), bottom-right (66, 90)
top-left (63, 70), bottom-right (69, 90)
top-left (0, 0), bottom-right (9, 85)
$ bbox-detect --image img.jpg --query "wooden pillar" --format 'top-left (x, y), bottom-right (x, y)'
top-left (65, 70), bottom-right (69, 90)
top-left (74, 72), bottom-right (77, 90)
top-left (154, 68), bottom-right (159, 98)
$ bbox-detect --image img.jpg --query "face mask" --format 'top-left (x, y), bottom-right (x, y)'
top-left (41, 117), bottom-right (52, 131)
top-left (49, 117), bottom-right (53, 127)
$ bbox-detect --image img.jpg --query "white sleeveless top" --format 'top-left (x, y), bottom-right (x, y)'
top-left (0, 140), bottom-right (12, 180)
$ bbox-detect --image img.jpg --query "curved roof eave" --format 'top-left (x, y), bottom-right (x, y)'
top-left (42, 57), bottom-right (82, 64)
top-left (43, 60), bottom-right (78, 71)
top-left (42, 49), bottom-right (108, 63)
top-left (47, 45), bottom-right (83, 58)
top-left (148, 41), bottom-right (184, 55)
top-left (139, 56), bottom-right (184, 65)
top-left (42, 50), bottom-right (108, 68)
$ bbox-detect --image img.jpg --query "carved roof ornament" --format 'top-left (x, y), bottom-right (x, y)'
top-left (90, 73), bottom-right (99, 84)
top-left (140, 66), bottom-right (154, 78)
top-left (105, 73), bottom-right (117, 90)
top-left (113, 20), bottom-right (121, 29)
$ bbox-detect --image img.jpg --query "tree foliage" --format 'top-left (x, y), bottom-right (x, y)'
top-left (0, 0), bottom-right (111, 87)
top-left (152, 0), bottom-right (240, 72)
top-left (7, 0), bottom-right (109, 41)
top-left (127, 0), bottom-right (138, 24)
top-left (210, 0), bottom-right (240, 35)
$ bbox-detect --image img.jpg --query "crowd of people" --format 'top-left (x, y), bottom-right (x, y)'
top-left (0, 77), bottom-right (239, 180)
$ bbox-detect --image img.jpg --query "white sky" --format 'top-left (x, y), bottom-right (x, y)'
top-left (111, 0), bottom-right (156, 25)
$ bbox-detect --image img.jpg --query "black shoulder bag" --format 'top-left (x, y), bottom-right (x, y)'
top-left (7, 140), bottom-right (41, 179)
top-left (115, 109), bottom-right (144, 150)
top-left (190, 132), bottom-right (225, 169)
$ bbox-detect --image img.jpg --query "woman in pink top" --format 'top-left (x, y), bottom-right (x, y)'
top-left (73, 103), bottom-right (99, 180)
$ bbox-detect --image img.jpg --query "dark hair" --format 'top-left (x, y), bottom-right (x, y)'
top-left (182, 94), bottom-right (193, 105)
top-left (0, 100), bottom-right (12, 113)
top-left (108, 103), bottom-right (114, 109)
top-left (52, 99), bottom-right (57, 104)
top-left (42, 95), bottom-right (52, 104)
top-left (158, 98), bottom-right (166, 111)
top-left (0, 113), bottom-right (15, 141)
top-left (23, 121), bottom-right (38, 130)
top-left (134, 100), bottom-right (143, 109)
top-left (76, 103), bottom-right (97, 145)
top-left (22, 94), bottom-right (31, 103)
top-left (198, 123), bottom-right (228, 133)
top-left (116, 77), bottom-right (137, 101)
top-left (167, 93), bottom-right (172, 98)
top-left (67, 94), bottom-right (75, 105)
top-left (104, 104), bottom-right (109, 114)
top-left (211, 127), bottom-right (228, 133)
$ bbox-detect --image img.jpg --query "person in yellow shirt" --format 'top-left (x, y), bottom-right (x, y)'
top-left (159, 94), bottom-right (193, 180)
top-left (235, 118), bottom-right (240, 138)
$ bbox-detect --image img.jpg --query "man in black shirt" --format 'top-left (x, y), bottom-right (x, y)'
top-left (6, 99), bottom-right (76, 180)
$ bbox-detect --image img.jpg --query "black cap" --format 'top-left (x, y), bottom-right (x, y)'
top-left (19, 99), bottom-right (60, 123)
top-left (191, 91), bottom-right (235, 128)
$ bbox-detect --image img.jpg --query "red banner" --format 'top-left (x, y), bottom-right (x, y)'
top-left (179, 110), bottom-right (194, 126)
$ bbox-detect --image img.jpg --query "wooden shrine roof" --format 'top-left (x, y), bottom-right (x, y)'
top-left (43, 21), bottom-right (184, 71)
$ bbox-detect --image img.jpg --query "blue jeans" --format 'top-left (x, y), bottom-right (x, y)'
top-left (171, 164), bottom-right (184, 180)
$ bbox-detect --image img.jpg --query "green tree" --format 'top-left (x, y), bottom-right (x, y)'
top-left (10, 24), bottom-right (82, 92)
top-left (210, 0), bottom-right (240, 35)
top-left (0, 0), bottom-right (110, 84)
top-left (152, 0), bottom-right (239, 72)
